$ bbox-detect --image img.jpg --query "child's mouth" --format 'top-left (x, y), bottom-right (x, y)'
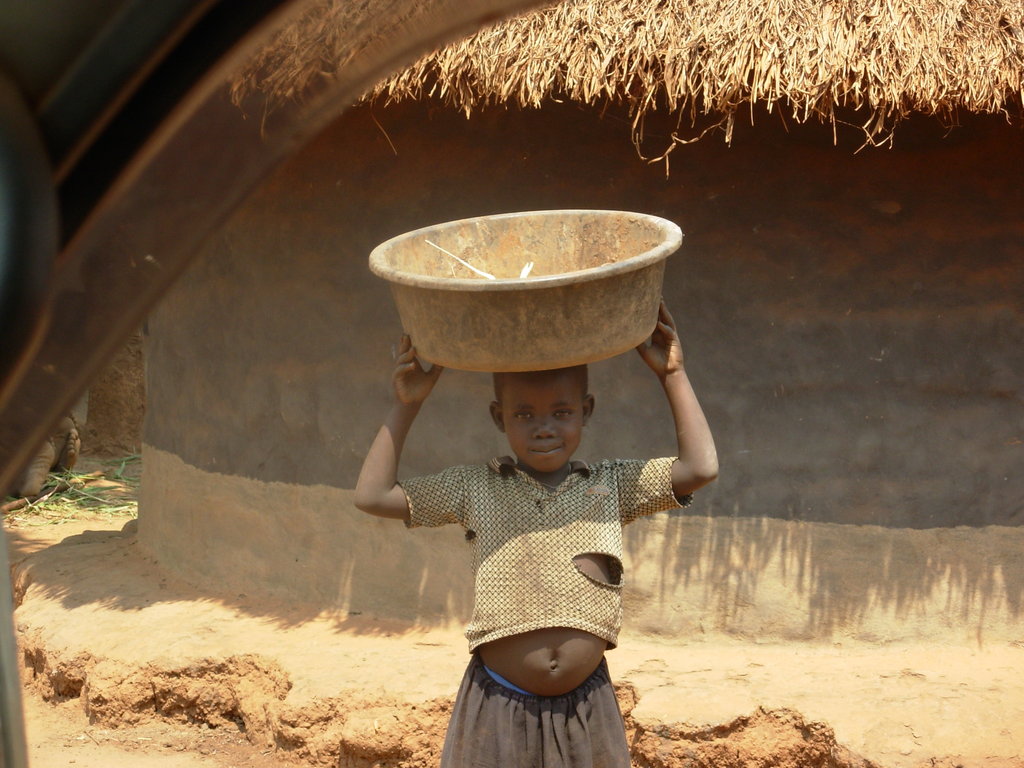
top-left (530, 445), bottom-right (561, 455)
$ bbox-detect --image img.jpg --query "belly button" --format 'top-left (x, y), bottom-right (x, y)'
top-left (549, 659), bottom-right (558, 671)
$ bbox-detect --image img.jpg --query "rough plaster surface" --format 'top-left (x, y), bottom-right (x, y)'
top-left (139, 446), bottom-right (1024, 644)
top-left (10, 519), bottom-right (1024, 767)
top-left (145, 101), bottom-right (1022, 529)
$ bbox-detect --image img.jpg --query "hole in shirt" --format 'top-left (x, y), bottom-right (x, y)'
top-left (573, 552), bottom-right (622, 586)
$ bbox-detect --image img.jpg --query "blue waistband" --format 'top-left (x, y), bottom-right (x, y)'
top-left (482, 664), bottom-right (535, 696)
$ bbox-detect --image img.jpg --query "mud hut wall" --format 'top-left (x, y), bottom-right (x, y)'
top-left (140, 100), bottom-right (1024, 643)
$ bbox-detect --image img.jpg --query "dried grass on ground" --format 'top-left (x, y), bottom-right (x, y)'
top-left (2, 456), bottom-right (140, 527)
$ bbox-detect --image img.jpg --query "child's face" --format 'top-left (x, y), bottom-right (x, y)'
top-left (489, 369), bottom-right (594, 479)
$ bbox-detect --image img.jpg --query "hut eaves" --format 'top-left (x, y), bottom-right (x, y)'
top-left (233, 0), bottom-right (1024, 146)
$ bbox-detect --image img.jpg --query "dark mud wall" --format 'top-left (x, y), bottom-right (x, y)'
top-left (147, 101), bottom-right (1022, 527)
top-left (82, 330), bottom-right (145, 456)
top-left (139, 100), bottom-right (1023, 638)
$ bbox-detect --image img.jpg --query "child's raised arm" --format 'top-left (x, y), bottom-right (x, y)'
top-left (636, 301), bottom-right (719, 499)
top-left (354, 334), bottom-right (443, 520)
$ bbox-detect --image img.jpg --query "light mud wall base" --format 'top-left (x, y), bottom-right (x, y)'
top-left (139, 445), bottom-right (1024, 645)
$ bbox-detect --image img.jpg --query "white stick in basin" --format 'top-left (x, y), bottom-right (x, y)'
top-left (425, 239), bottom-right (496, 280)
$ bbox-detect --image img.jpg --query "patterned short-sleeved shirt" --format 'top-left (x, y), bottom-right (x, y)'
top-left (400, 456), bottom-right (690, 650)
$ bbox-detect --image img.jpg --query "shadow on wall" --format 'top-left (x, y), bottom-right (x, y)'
top-left (12, 466), bottom-right (1024, 646)
top-left (624, 510), bottom-right (1024, 643)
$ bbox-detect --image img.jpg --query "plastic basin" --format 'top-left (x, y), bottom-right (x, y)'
top-left (368, 209), bottom-right (682, 371)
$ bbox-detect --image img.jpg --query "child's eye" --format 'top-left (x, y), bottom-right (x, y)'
top-left (514, 412), bottom-right (532, 420)
top-left (555, 409), bottom-right (572, 418)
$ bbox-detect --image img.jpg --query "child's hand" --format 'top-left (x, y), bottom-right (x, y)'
top-left (636, 300), bottom-right (684, 379)
top-left (393, 334), bottom-right (443, 405)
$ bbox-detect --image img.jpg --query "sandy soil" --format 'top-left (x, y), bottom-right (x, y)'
top-left (6, 451), bottom-right (270, 768)
top-left (7, 511), bottom-right (1024, 768)
top-left (8, 493), bottom-right (279, 767)
top-left (22, 689), bottom-right (281, 768)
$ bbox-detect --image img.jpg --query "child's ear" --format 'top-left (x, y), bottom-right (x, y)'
top-left (489, 401), bottom-right (506, 432)
top-left (582, 394), bottom-right (595, 425)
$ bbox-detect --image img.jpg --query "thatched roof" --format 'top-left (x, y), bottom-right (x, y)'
top-left (235, 0), bottom-right (1024, 147)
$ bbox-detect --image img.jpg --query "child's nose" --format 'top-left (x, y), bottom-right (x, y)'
top-left (533, 419), bottom-right (556, 437)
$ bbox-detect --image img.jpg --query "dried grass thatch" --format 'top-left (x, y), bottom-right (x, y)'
top-left (234, 0), bottom-right (1024, 150)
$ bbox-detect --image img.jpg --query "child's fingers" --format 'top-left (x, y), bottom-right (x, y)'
top-left (409, 347), bottom-right (436, 372)
top-left (395, 349), bottom-right (426, 376)
top-left (398, 339), bottom-right (429, 365)
top-left (395, 346), bottom-right (416, 365)
top-left (659, 302), bottom-right (678, 329)
top-left (635, 345), bottom-right (655, 369)
top-left (392, 335), bottom-right (410, 362)
top-left (403, 336), bottom-right (420, 359)
top-left (654, 317), bottom-right (679, 340)
top-left (395, 360), bottom-right (418, 376)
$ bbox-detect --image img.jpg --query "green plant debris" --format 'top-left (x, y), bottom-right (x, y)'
top-left (3, 455), bottom-right (139, 527)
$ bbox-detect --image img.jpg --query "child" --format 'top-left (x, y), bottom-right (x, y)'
top-left (354, 300), bottom-right (718, 768)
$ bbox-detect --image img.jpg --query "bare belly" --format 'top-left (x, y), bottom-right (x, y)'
top-left (478, 627), bottom-right (608, 696)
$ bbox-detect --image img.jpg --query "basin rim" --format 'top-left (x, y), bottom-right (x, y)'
top-left (368, 209), bottom-right (682, 292)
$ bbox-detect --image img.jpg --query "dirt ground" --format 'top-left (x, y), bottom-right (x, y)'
top-left (7, 503), bottom-right (1024, 768)
top-left (6, 477), bottom-right (277, 766)
top-left (21, 689), bottom-right (281, 768)
top-left (3, 468), bottom-right (267, 766)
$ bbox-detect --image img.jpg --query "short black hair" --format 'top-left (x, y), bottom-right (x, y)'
top-left (492, 365), bottom-right (589, 402)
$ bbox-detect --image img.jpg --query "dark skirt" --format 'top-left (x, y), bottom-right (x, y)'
top-left (439, 654), bottom-right (631, 768)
